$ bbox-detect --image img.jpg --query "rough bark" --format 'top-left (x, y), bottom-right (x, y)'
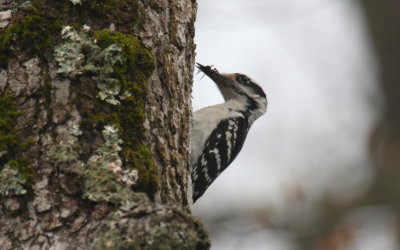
top-left (0, 0), bottom-right (210, 249)
top-left (136, 0), bottom-right (196, 206)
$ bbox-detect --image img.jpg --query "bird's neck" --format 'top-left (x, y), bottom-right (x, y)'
top-left (224, 95), bottom-right (267, 124)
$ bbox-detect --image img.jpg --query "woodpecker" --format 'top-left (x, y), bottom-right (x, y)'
top-left (190, 63), bottom-right (268, 203)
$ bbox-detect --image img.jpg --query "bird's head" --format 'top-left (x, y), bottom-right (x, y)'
top-left (196, 63), bottom-right (267, 118)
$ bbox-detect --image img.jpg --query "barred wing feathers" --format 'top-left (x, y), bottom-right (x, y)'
top-left (192, 116), bottom-right (249, 202)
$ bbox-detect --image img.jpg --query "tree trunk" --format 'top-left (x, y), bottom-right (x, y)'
top-left (0, 0), bottom-right (210, 249)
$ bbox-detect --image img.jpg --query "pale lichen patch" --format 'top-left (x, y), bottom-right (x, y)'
top-left (70, 0), bottom-right (83, 5)
top-left (0, 10), bottom-right (12, 29)
top-left (0, 164), bottom-right (27, 196)
top-left (49, 125), bottom-right (141, 210)
top-left (54, 26), bottom-right (125, 105)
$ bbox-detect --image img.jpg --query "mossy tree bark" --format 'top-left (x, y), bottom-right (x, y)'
top-left (0, 0), bottom-right (209, 249)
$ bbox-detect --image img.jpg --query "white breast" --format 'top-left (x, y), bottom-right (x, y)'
top-left (190, 100), bottom-right (245, 168)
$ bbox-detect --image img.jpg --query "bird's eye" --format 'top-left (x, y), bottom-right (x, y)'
top-left (236, 74), bottom-right (250, 85)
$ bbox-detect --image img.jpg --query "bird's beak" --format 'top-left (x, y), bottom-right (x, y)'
top-left (196, 63), bottom-right (232, 86)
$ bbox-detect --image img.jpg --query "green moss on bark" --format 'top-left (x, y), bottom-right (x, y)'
top-left (0, 15), bottom-right (62, 67)
top-left (0, 0), bottom-right (141, 68)
top-left (90, 208), bottom-right (211, 250)
top-left (53, 27), bottom-right (158, 199)
top-left (83, 0), bottom-right (141, 28)
top-left (25, 0), bottom-right (141, 27)
top-left (91, 30), bottom-right (158, 197)
top-left (91, 229), bottom-right (140, 250)
top-left (0, 92), bottom-right (33, 194)
top-left (1, 0), bottom-right (157, 199)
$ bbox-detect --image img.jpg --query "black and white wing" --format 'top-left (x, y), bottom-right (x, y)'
top-left (191, 116), bottom-right (249, 202)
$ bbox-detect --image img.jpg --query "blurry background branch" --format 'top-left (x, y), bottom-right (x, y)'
top-left (362, 0), bottom-right (400, 206)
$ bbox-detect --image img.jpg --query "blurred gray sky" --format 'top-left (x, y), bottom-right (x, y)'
top-left (192, 0), bottom-right (381, 249)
